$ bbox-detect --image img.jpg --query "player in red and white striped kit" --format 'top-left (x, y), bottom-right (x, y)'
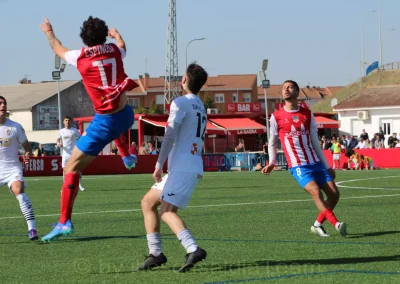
top-left (40, 16), bottom-right (138, 242)
top-left (262, 80), bottom-right (348, 237)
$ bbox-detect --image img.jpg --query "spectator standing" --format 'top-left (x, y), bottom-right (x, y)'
top-left (359, 129), bottom-right (369, 140)
top-left (354, 138), bottom-right (366, 149)
top-left (365, 138), bottom-right (372, 149)
top-left (388, 133), bottom-right (397, 148)
top-left (341, 135), bottom-right (348, 149)
top-left (129, 142), bottom-right (138, 155)
top-left (378, 127), bottom-right (385, 141)
top-left (139, 142), bottom-right (148, 155)
top-left (374, 136), bottom-right (384, 149)
top-left (36, 144), bottom-right (46, 157)
top-left (235, 139), bottom-right (245, 152)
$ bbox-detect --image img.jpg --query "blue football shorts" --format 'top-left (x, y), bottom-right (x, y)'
top-left (289, 161), bottom-right (333, 189)
top-left (76, 105), bottom-right (134, 156)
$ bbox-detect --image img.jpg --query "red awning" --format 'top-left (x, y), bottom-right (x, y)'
top-left (209, 118), bottom-right (267, 135)
top-left (141, 116), bottom-right (168, 128)
top-left (141, 116), bottom-right (226, 134)
top-left (314, 116), bottom-right (340, 129)
top-left (206, 122), bottom-right (226, 135)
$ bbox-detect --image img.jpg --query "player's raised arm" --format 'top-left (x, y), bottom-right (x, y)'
top-left (108, 28), bottom-right (126, 53)
top-left (40, 18), bottom-right (69, 60)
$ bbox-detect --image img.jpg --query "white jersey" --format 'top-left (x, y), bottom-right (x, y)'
top-left (0, 119), bottom-right (28, 168)
top-left (167, 94), bottom-right (206, 174)
top-left (57, 127), bottom-right (80, 156)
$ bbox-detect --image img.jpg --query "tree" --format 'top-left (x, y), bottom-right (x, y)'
top-left (202, 92), bottom-right (214, 109)
top-left (134, 106), bottom-right (147, 114)
top-left (149, 100), bottom-right (164, 114)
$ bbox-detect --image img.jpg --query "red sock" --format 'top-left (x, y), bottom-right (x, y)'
top-left (324, 208), bottom-right (339, 227)
top-left (316, 211), bottom-right (326, 224)
top-left (60, 172), bottom-right (80, 224)
top-left (114, 134), bottom-right (130, 158)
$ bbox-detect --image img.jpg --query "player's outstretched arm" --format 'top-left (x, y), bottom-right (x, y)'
top-left (21, 140), bottom-right (32, 164)
top-left (108, 28), bottom-right (126, 52)
top-left (40, 18), bottom-right (69, 60)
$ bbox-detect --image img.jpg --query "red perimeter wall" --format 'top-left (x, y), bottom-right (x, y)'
top-left (18, 149), bottom-right (400, 177)
top-left (323, 149), bottom-right (400, 169)
top-left (19, 155), bottom-right (166, 177)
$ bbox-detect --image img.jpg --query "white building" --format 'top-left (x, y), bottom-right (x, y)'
top-left (334, 85), bottom-right (400, 145)
top-left (1, 80), bottom-right (93, 143)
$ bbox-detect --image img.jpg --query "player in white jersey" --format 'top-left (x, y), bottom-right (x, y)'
top-left (57, 116), bottom-right (85, 191)
top-left (138, 63), bottom-right (208, 272)
top-left (0, 96), bottom-right (38, 240)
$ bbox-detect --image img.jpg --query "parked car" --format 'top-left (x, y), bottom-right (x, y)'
top-left (42, 143), bottom-right (61, 156)
top-left (18, 142), bottom-right (40, 155)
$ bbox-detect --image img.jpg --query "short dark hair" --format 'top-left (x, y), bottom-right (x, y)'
top-left (0, 96), bottom-right (6, 104)
top-left (185, 63), bottom-right (208, 94)
top-left (80, 16), bottom-right (108, 47)
top-left (64, 116), bottom-right (72, 120)
top-left (283, 80), bottom-right (300, 92)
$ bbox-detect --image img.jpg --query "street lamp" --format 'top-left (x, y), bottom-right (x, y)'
top-left (52, 55), bottom-right (66, 129)
top-left (259, 59), bottom-right (270, 141)
top-left (185, 38), bottom-right (206, 68)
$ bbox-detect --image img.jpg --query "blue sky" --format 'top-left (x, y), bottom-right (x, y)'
top-left (0, 0), bottom-right (399, 87)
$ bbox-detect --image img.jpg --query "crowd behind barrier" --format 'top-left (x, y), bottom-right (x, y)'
top-left (202, 152), bottom-right (288, 172)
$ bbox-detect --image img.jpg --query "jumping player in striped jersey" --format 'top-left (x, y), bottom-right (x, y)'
top-left (262, 80), bottom-right (348, 237)
top-left (40, 16), bottom-right (138, 242)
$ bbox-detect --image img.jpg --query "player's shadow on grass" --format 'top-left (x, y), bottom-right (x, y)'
top-left (348, 231), bottom-right (400, 239)
top-left (197, 255), bottom-right (400, 272)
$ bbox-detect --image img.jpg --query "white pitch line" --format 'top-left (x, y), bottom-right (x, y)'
top-left (336, 175), bottom-right (400, 190)
top-left (1, 193), bottom-right (400, 220)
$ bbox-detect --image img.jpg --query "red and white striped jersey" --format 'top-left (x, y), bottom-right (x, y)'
top-left (64, 43), bottom-right (138, 114)
top-left (270, 106), bottom-right (319, 168)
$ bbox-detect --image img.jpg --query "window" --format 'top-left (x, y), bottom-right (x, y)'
top-left (243, 93), bottom-right (251, 102)
top-left (232, 93), bottom-right (238, 102)
top-left (156, 95), bottom-right (164, 105)
top-left (128, 98), bottom-right (140, 108)
top-left (215, 93), bottom-right (225, 103)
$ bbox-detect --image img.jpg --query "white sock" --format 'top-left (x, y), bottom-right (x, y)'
top-left (16, 193), bottom-right (36, 231)
top-left (147, 232), bottom-right (162, 256)
top-left (177, 229), bottom-right (198, 254)
top-left (314, 221), bottom-right (322, 227)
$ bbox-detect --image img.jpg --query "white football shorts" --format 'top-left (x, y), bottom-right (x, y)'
top-left (0, 167), bottom-right (26, 191)
top-left (333, 154), bottom-right (341, 160)
top-left (152, 172), bottom-right (202, 209)
top-left (62, 154), bottom-right (71, 168)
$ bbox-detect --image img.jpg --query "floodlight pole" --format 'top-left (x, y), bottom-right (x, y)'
top-left (57, 79), bottom-right (62, 129)
top-left (260, 59), bottom-right (270, 141)
top-left (263, 87), bottom-right (269, 142)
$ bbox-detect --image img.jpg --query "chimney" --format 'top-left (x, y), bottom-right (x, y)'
top-left (144, 73), bottom-right (150, 89)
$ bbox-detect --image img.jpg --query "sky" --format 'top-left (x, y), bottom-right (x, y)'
top-left (0, 0), bottom-right (399, 87)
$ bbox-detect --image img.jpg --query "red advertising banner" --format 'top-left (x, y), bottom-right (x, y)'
top-left (226, 103), bottom-right (262, 113)
top-left (19, 155), bottom-right (167, 177)
top-left (19, 156), bottom-right (63, 176)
